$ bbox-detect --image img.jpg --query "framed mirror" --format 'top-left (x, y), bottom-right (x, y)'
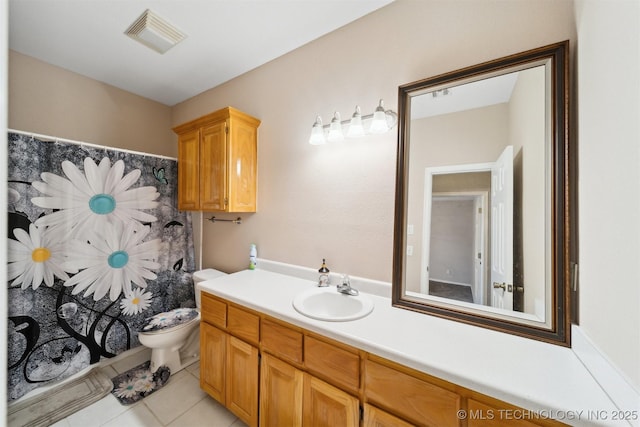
top-left (392, 41), bottom-right (571, 345)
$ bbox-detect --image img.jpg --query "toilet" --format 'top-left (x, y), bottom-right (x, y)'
top-left (138, 268), bottom-right (227, 374)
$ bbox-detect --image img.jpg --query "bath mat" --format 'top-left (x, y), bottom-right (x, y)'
top-left (7, 368), bottom-right (113, 427)
top-left (111, 361), bottom-right (171, 405)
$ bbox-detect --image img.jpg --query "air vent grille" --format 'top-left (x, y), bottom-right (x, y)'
top-left (125, 9), bottom-right (186, 54)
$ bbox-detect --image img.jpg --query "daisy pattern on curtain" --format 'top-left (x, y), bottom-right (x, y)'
top-left (7, 224), bottom-right (74, 290)
top-left (63, 222), bottom-right (161, 301)
top-left (28, 156), bottom-right (162, 302)
top-left (120, 288), bottom-right (153, 316)
top-left (31, 157), bottom-right (160, 240)
top-left (7, 133), bottom-right (196, 401)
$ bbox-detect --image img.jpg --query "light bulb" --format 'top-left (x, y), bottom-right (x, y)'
top-left (369, 99), bottom-right (389, 134)
top-left (309, 116), bottom-right (326, 145)
top-left (327, 112), bottom-right (344, 142)
top-left (347, 105), bottom-right (365, 138)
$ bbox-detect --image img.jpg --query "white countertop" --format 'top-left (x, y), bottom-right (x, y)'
top-left (197, 266), bottom-right (624, 427)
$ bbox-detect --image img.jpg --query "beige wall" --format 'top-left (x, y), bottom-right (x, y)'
top-left (8, 51), bottom-right (174, 157)
top-left (575, 0), bottom-right (640, 389)
top-left (172, 0), bottom-right (576, 281)
top-left (508, 67), bottom-right (546, 317)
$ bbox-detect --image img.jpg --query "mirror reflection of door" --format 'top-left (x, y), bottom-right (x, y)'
top-left (405, 63), bottom-right (548, 320)
top-left (422, 145), bottom-right (514, 310)
top-left (490, 145), bottom-right (514, 310)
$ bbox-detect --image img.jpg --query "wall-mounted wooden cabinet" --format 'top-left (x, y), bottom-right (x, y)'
top-left (173, 107), bottom-right (260, 212)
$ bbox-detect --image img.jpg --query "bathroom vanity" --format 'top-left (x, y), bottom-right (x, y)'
top-left (197, 266), bottom-right (619, 427)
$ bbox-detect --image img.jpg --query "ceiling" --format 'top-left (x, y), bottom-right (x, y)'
top-left (9, 0), bottom-right (393, 106)
top-left (410, 72), bottom-right (519, 120)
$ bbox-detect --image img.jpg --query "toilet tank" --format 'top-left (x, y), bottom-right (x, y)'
top-left (193, 269), bottom-right (227, 309)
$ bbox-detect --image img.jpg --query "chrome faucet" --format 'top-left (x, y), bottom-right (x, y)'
top-left (337, 274), bottom-right (359, 296)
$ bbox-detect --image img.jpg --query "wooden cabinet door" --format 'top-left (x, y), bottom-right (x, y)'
top-left (200, 121), bottom-right (228, 211)
top-left (177, 129), bottom-right (200, 210)
top-left (226, 336), bottom-right (259, 427)
top-left (260, 354), bottom-right (303, 427)
top-left (363, 404), bottom-right (414, 427)
top-left (199, 322), bottom-right (226, 403)
top-left (302, 374), bottom-right (359, 427)
top-left (227, 117), bottom-right (257, 212)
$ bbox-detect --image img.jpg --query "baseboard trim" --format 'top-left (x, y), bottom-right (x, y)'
top-left (571, 325), bottom-right (640, 426)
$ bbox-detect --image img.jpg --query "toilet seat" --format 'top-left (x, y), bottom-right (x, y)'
top-left (140, 308), bottom-right (199, 335)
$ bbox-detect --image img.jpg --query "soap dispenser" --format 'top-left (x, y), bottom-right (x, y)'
top-left (318, 259), bottom-right (330, 287)
top-left (249, 244), bottom-right (257, 270)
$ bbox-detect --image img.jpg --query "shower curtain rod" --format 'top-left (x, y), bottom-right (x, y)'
top-left (9, 129), bottom-right (177, 161)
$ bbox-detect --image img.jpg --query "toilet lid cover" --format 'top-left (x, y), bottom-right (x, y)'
top-left (142, 308), bottom-right (198, 332)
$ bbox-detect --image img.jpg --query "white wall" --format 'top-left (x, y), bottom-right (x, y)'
top-left (575, 0), bottom-right (640, 390)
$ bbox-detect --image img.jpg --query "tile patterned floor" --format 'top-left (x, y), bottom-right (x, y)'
top-left (48, 350), bottom-right (246, 427)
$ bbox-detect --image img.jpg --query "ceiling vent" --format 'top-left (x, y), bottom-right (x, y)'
top-left (125, 9), bottom-right (186, 54)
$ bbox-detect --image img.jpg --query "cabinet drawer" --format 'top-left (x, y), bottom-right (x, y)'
top-left (261, 319), bottom-right (303, 364)
top-left (364, 359), bottom-right (461, 427)
top-left (201, 293), bottom-right (227, 328)
top-left (227, 305), bottom-right (260, 345)
top-left (304, 335), bottom-right (360, 393)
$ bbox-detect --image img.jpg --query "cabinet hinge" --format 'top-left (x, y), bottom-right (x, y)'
top-left (359, 405), bottom-right (364, 421)
top-left (225, 124), bottom-right (229, 134)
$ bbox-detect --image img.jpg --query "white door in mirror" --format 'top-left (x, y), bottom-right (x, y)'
top-left (491, 145), bottom-right (514, 310)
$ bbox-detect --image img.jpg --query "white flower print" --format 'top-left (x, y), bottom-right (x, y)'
top-left (114, 379), bottom-right (138, 398)
top-left (7, 224), bottom-right (73, 290)
top-left (63, 222), bottom-right (161, 301)
top-left (134, 370), bottom-right (153, 383)
top-left (120, 288), bottom-right (153, 316)
top-left (31, 157), bottom-right (160, 240)
top-left (134, 378), bottom-right (156, 393)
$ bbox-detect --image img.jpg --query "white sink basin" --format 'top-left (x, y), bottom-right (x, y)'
top-left (292, 287), bottom-right (374, 322)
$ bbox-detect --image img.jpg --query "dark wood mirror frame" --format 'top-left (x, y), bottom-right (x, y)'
top-left (392, 41), bottom-right (572, 346)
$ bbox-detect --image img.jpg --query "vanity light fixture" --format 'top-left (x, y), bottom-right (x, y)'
top-left (308, 99), bottom-right (397, 145)
top-left (431, 88), bottom-right (451, 98)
